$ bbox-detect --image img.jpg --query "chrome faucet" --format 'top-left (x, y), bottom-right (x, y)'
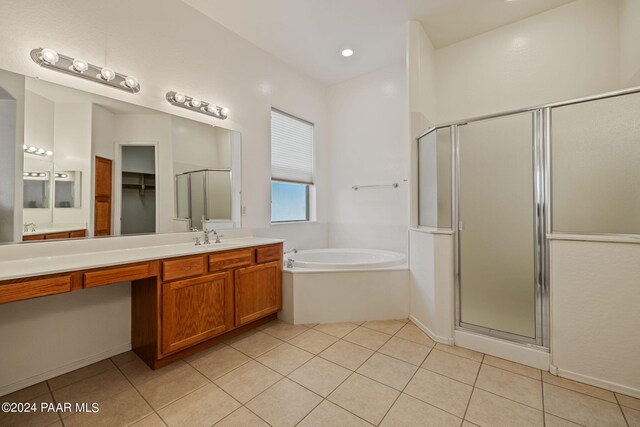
top-left (204, 229), bottom-right (224, 244)
top-left (23, 222), bottom-right (36, 233)
top-left (284, 248), bottom-right (298, 255)
top-left (191, 227), bottom-right (202, 246)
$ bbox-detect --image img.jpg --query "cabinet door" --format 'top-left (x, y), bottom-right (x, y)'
top-left (161, 272), bottom-right (233, 355)
top-left (235, 261), bottom-right (282, 326)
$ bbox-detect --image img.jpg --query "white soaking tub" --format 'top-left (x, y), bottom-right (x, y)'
top-left (280, 248), bottom-right (409, 324)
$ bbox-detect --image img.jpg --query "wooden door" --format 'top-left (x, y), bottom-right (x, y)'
top-left (94, 156), bottom-right (113, 236)
top-left (235, 261), bottom-right (282, 326)
top-left (161, 272), bottom-right (234, 355)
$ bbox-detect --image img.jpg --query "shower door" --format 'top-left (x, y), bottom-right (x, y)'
top-left (456, 111), bottom-right (546, 346)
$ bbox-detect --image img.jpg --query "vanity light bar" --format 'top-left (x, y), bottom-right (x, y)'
top-left (166, 91), bottom-right (229, 120)
top-left (23, 144), bottom-right (53, 157)
top-left (30, 48), bottom-right (140, 93)
top-left (54, 173), bottom-right (69, 179)
top-left (23, 172), bottom-right (48, 178)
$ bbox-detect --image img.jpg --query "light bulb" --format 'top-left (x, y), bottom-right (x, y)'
top-left (23, 172), bottom-right (30, 177)
top-left (173, 93), bottom-right (186, 103)
top-left (28, 146), bottom-right (37, 152)
top-left (23, 144), bottom-right (28, 150)
top-left (341, 48), bottom-right (354, 57)
top-left (190, 99), bottom-right (202, 108)
top-left (72, 58), bottom-right (89, 73)
top-left (61, 174), bottom-right (68, 178)
top-left (205, 105), bottom-right (218, 114)
top-left (30, 173), bottom-right (38, 177)
top-left (38, 173), bottom-right (46, 177)
top-left (100, 67), bottom-right (116, 81)
top-left (36, 148), bottom-right (45, 154)
top-left (220, 107), bottom-right (230, 117)
top-left (45, 150), bottom-right (53, 156)
top-left (40, 48), bottom-right (59, 65)
top-left (123, 76), bottom-right (138, 89)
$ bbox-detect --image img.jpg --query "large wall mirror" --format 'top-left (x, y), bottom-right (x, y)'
top-left (0, 68), bottom-right (241, 243)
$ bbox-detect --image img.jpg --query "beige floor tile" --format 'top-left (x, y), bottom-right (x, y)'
top-left (52, 368), bottom-right (132, 415)
top-left (157, 383), bottom-right (240, 427)
top-left (110, 350), bottom-right (141, 367)
top-left (298, 400), bottom-right (372, 426)
top-left (622, 406), bottom-right (640, 427)
top-left (434, 343), bottom-right (483, 362)
top-left (215, 407), bottom-right (269, 427)
top-left (130, 413), bottom-right (166, 426)
top-left (543, 383), bottom-right (626, 427)
top-left (542, 371), bottom-right (616, 402)
top-left (462, 422), bottom-right (480, 427)
top-left (404, 368), bottom-right (472, 417)
top-left (289, 329), bottom-right (338, 354)
top-left (378, 336), bottom-right (431, 366)
top-left (483, 355), bottom-right (540, 380)
top-left (223, 329), bottom-right (257, 345)
top-left (214, 361), bottom-right (282, 404)
top-left (256, 342), bottom-right (313, 375)
top-left (48, 359), bottom-right (115, 391)
top-left (314, 322), bottom-right (358, 338)
top-left (544, 413), bottom-right (583, 427)
top-left (362, 320), bottom-right (406, 335)
top-left (187, 345), bottom-right (251, 380)
top-left (475, 364), bottom-right (542, 409)
top-left (466, 388), bottom-right (543, 427)
top-left (1, 381), bottom-right (50, 402)
top-left (261, 321), bottom-right (308, 341)
top-left (289, 357), bottom-right (352, 397)
top-left (618, 393), bottom-right (640, 410)
top-left (247, 378), bottom-right (322, 426)
top-left (319, 340), bottom-right (374, 370)
top-left (396, 318), bottom-right (410, 323)
top-left (380, 393), bottom-right (462, 427)
top-left (328, 373), bottom-right (400, 425)
top-left (63, 388), bottom-right (152, 427)
top-left (343, 327), bottom-right (392, 351)
top-left (135, 363), bottom-right (209, 410)
top-left (356, 353), bottom-right (418, 390)
top-left (422, 349), bottom-right (481, 385)
top-left (396, 324), bottom-right (436, 347)
top-left (0, 393), bottom-right (60, 427)
top-left (228, 331), bottom-right (283, 358)
top-left (118, 357), bottom-right (188, 386)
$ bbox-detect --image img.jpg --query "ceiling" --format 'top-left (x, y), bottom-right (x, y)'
top-left (182, 0), bottom-right (575, 85)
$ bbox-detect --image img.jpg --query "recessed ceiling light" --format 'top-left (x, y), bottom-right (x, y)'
top-left (341, 48), bottom-right (354, 57)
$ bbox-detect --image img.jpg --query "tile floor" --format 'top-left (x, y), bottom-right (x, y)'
top-left (1, 319), bottom-right (638, 427)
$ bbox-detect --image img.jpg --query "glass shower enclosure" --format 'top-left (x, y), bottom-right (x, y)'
top-left (418, 87), bottom-right (640, 349)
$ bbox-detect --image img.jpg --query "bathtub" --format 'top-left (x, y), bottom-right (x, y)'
top-left (285, 248), bottom-right (405, 270)
top-left (279, 248), bottom-right (409, 324)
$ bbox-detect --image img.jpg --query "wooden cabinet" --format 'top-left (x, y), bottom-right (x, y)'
top-left (22, 229), bottom-right (87, 242)
top-left (161, 272), bottom-right (234, 354)
top-left (235, 261), bottom-right (282, 326)
top-left (0, 274), bottom-right (78, 304)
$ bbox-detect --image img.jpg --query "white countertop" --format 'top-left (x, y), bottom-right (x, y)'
top-left (23, 226), bottom-right (86, 236)
top-left (0, 236), bottom-right (283, 282)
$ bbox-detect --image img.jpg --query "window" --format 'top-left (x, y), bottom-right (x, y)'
top-left (271, 109), bottom-right (314, 222)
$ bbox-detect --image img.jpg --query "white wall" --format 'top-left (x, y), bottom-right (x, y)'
top-left (52, 103), bottom-right (92, 226)
top-left (550, 239), bottom-right (640, 397)
top-left (435, 0), bottom-right (621, 123)
top-left (0, 0), bottom-right (329, 394)
top-left (326, 63), bottom-right (409, 253)
top-left (619, 0), bottom-right (640, 87)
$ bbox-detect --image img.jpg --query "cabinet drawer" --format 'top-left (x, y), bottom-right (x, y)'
top-left (0, 275), bottom-right (73, 304)
top-left (162, 256), bottom-right (205, 282)
top-left (45, 232), bottom-right (70, 240)
top-left (84, 262), bottom-right (157, 288)
top-left (69, 230), bottom-right (86, 238)
top-left (256, 245), bottom-right (282, 264)
top-left (209, 249), bottom-right (253, 272)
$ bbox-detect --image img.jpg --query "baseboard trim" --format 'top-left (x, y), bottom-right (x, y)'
top-left (409, 315), bottom-right (454, 345)
top-left (454, 329), bottom-right (550, 370)
top-left (0, 343), bottom-right (132, 397)
top-left (553, 366), bottom-right (640, 399)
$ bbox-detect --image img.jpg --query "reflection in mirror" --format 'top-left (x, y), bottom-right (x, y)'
top-left (0, 67), bottom-right (242, 243)
top-left (54, 171), bottom-right (81, 208)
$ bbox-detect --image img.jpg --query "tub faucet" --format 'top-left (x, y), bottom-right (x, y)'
top-left (284, 248), bottom-right (298, 255)
top-left (23, 222), bottom-right (36, 233)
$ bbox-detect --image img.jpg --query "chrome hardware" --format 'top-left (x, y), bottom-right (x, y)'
top-left (286, 258), bottom-right (295, 268)
top-left (284, 248), bottom-right (298, 255)
top-left (203, 229), bottom-right (214, 245)
top-left (23, 222), bottom-right (36, 233)
top-left (193, 236), bottom-right (202, 246)
top-left (352, 182), bottom-right (399, 191)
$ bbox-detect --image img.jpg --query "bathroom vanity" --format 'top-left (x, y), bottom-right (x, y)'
top-left (0, 239), bottom-right (283, 369)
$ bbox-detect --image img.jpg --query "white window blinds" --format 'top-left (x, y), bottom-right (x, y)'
top-left (271, 109), bottom-right (314, 184)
